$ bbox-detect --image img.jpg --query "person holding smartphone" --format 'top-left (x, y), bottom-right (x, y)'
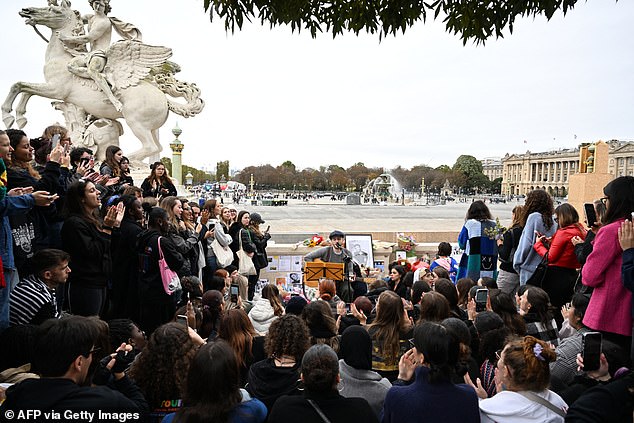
top-left (513, 190), bottom-right (558, 286)
top-left (582, 176), bottom-right (634, 357)
top-left (246, 213), bottom-right (270, 300)
top-left (533, 203), bottom-right (586, 327)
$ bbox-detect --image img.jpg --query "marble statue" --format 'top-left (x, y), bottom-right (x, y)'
top-left (2, 0), bottom-right (204, 161)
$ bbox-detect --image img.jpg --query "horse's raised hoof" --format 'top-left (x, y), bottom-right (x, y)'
top-left (2, 114), bottom-right (15, 128)
top-left (16, 117), bottom-right (28, 129)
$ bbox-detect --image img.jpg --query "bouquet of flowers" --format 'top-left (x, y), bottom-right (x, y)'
top-left (483, 218), bottom-right (507, 240)
top-left (302, 234), bottom-right (324, 247)
top-left (397, 233), bottom-right (417, 257)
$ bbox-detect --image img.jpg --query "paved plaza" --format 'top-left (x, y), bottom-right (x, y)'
top-left (240, 198), bottom-right (522, 242)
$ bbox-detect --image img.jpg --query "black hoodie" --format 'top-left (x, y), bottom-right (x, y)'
top-left (246, 358), bottom-right (301, 413)
top-left (0, 377), bottom-right (148, 422)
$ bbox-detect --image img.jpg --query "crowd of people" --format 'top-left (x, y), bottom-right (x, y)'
top-left (0, 126), bottom-right (633, 422)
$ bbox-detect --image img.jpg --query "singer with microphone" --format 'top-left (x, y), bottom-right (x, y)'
top-left (304, 230), bottom-right (358, 302)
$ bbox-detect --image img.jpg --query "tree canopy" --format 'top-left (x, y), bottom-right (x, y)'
top-left (203, 0), bottom-right (580, 44)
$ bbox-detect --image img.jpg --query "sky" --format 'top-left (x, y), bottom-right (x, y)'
top-left (1, 0), bottom-right (633, 174)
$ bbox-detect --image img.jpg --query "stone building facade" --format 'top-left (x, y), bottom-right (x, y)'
top-left (501, 140), bottom-right (634, 197)
top-left (481, 157), bottom-right (503, 181)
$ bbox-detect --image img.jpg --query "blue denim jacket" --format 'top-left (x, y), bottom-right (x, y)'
top-left (0, 194), bottom-right (35, 269)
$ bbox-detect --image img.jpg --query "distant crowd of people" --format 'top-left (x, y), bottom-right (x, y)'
top-left (0, 125), bottom-right (633, 422)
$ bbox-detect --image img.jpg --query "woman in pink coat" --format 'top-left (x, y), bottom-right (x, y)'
top-left (582, 176), bottom-right (634, 356)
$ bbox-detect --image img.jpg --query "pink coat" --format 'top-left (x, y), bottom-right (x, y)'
top-left (582, 219), bottom-right (632, 336)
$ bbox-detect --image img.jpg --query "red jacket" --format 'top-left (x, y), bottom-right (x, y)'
top-left (534, 224), bottom-right (586, 269)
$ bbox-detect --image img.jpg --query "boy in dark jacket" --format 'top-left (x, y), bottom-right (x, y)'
top-left (0, 316), bottom-right (148, 421)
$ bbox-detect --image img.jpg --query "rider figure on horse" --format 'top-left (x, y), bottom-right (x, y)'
top-left (58, 0), bottom-right (141, 112)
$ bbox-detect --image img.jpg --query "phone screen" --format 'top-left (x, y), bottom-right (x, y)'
top-left (345, 303), bottom-right (351, 314)
top-left (475, 289), bottom-right (488, 312)
top-left (230, 284), bottom-right (239, 302)
top-left (584, 203), bottom-right (597, 228)
top-left (51, 133), bottom-right (60, 149)
top-left (582, 332), bottom-right (602, 371)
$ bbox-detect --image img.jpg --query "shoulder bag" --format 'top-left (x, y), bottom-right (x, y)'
top-left (211, 231), bottom-right (234, 268)
top-left (237, 229), bottom-right (257, 276)
top-left (306, 399), bottom-right (332, 423)
top-left (158, 236), bottom-right (181, 295)
top-left (517, 391), bottom-right (566, 418)
top-left (526, 252), bottom-right (549, 288)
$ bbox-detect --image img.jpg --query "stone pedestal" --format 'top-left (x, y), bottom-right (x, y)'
top-left (170, 123), bottom-right (184, 185)
top-left (568, 141), bottom-right (613, 217)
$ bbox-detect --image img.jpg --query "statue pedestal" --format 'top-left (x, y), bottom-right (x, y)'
top-left (568, 172), bottom-right (613, 219)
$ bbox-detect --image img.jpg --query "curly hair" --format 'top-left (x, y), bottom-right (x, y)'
top-left (368, 291), bottom-right (411, 366)
top-left (502, 336), bottom-right (556, 391)
top-left (521, 189), bottom-right (554, 230)
top-left (128, 323), bottom-right (199, 408)
top-left (265, 314), bottom-right (310, 362)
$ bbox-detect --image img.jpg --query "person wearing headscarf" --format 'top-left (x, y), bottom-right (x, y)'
top-left (338, 326), bottom-right (391, 417)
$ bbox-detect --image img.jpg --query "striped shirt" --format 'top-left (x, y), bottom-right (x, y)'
top-left (9, 275), bottom-right (58, 326)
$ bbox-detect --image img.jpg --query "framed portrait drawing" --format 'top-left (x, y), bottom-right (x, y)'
top-left (346, 234), bottom-right (374, 268)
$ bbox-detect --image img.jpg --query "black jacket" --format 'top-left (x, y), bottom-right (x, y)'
top-left (137, 229), bottom-right (184, 304)
top-left (140, 178), bottom-right (177, 199)
top-left (110, 217), bottom-right (143, 317)
top-left (269, 390), bottom-right (378, 423)
top-left (0, 377), bottom-right (148, 421)
top-left (8, 162), bottom-right (62, 273)
top-left (61, 215), bottom-right (111, 289)
top-left (498, 226), bottom-right (523, 273)
top-left (246, 358), bottom-right (302, 414)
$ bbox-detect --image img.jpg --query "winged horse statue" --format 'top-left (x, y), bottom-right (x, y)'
top-left (2, 0), bottom-right (204, 161)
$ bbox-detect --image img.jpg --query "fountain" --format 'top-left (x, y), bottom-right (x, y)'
top-left (363, 173), bottom-right (402, 203)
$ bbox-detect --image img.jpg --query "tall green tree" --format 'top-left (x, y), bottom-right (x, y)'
top-left (216, 161), bottom-right (229, 181)
top-left (203, 0), bottom-right (581, 44)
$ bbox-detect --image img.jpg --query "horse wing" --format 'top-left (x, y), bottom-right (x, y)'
top-left (105, 40), bottom-right (172, 90)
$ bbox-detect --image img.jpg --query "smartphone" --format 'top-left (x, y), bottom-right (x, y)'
top-left (584, 203), bottom-right (597, 228)
top-left (582, 331), bottom-right (602, 372)
top-left (265, 225), bottom-right (270, 233)
top-left (176, 314), bottom-right (188, 328)
top-left (475, 288), bottom-right (488, 312)
top-left (345, 303), bottom-right (352, 314)
top-left (230, 284), bottom-right (239, 303)
top-left (51, 133), bottom-right (60, 149)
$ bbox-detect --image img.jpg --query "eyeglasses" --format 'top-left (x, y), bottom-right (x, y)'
top-left (408, 338), bottom-right (415, 349)
top-left (600, 196), bottom-right (609, 205)
top-left (495, 349), bottom-right (503, 361)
